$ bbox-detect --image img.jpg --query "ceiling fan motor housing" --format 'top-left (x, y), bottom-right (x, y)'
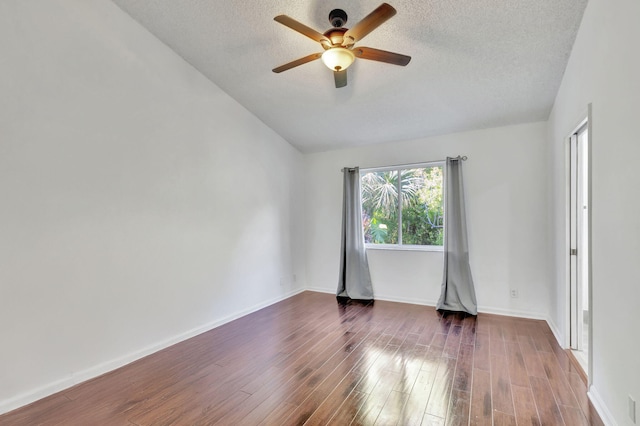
top-left (329, 9), bottom-right (348, 28)
top-left (323, 28), bottom-right (347, 47)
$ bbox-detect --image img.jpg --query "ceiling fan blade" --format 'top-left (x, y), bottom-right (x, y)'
top-left (343, 3), bottom-right (396, 46)
top-left (272, 52), bottom-right (322, 73)
top-left (334, 70), bottom-right (347, 88)
top-left (274, 15), bottom-right (331, 46)
top-left (353, 47), bottom-right (411, 66)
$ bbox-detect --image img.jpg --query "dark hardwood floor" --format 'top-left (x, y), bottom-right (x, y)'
top-left (0, 291), bottom-right (603, 425)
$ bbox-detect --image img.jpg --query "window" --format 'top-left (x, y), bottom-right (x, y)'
top-left (361, 162), bottom-right (444, 250)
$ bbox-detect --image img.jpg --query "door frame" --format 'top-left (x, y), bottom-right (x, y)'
top-left (564, 104), bottom-right (593, 385)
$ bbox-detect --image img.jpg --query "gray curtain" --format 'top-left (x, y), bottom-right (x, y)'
top-left (337, 167), bottom-right (374, 300)
top-left (436, 157), bottom-right (477, 315)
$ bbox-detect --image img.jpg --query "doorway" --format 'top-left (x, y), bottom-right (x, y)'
top-left (568, 118), bottom-right (590, 373)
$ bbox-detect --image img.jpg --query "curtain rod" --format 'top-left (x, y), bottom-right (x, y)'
top-left (341, 156), bottom-right (467, 172)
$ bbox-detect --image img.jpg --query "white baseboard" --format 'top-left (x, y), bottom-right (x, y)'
top-left (371, 293), bottom-right (439, 307)
top-left (306, 288), bottom-right (438, 306)
top-left (306, 286), bottom-right (335, 295)
top-left (545, 317), bottom-right (564, 347)
top-left (306, 289), bottom-right (547, 321)
top-left (475, 305), bottom-right (547, 321)
top-left (0, 288), bottom-right (305, 416)
top-left (589, 385), bottom-right (618, 426)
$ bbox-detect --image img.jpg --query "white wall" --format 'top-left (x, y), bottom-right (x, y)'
top-left (5, 0), bottom-right (637, 422)
top-left (305, 122), bottom-right (550, 318)
top-left (547, 0), bottom-right (640, 424)
top-left (0, 0), bottom-right (305, 413)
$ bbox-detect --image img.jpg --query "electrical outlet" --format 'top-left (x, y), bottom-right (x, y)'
top-left (293, 274), bottom-right (297, 283)
top-left (510, 289), bottom-right (519, 298)
top-left (630, 395), bottom-right (636, 423)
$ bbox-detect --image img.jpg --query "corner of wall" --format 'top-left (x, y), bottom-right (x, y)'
top-left (545, 315), bottom-right (564, 349)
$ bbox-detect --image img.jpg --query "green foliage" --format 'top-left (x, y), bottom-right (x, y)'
top-left (361, 166), bottom-right (443, 246)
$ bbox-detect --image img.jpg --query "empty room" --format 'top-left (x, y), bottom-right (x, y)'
top-left (1, 0), bottom-right (639, 425)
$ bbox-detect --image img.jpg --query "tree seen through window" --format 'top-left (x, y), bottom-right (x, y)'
top-left (361, 165), bottom-right (443, 246)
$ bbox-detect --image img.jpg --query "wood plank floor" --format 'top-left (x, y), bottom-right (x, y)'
top-left (0, 291), bottom-right (604, 425)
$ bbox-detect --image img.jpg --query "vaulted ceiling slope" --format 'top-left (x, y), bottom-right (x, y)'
top-left (111, 0), bottom-right (587, 153)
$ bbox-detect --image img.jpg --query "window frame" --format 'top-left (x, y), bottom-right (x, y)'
top-left (360, 161), bottom-right (445, 252)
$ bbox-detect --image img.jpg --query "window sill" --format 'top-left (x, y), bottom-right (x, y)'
top-left (365, 244), bottom-right (443, 253)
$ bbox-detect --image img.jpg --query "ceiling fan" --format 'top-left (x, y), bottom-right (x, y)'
top-left (272, 3), bottom-right (411, 88)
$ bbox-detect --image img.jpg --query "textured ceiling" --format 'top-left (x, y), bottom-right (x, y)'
top-left (110, 0), bottom-right (587, 153)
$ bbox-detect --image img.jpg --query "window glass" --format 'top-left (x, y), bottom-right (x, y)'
top-left (361, 164), bottom-right (443, 248)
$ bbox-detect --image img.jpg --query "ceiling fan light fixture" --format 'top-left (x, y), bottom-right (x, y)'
top-left (273, 4), bottom-right (411, 87)
top-left (321, 47), bottom-right (355, 71)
